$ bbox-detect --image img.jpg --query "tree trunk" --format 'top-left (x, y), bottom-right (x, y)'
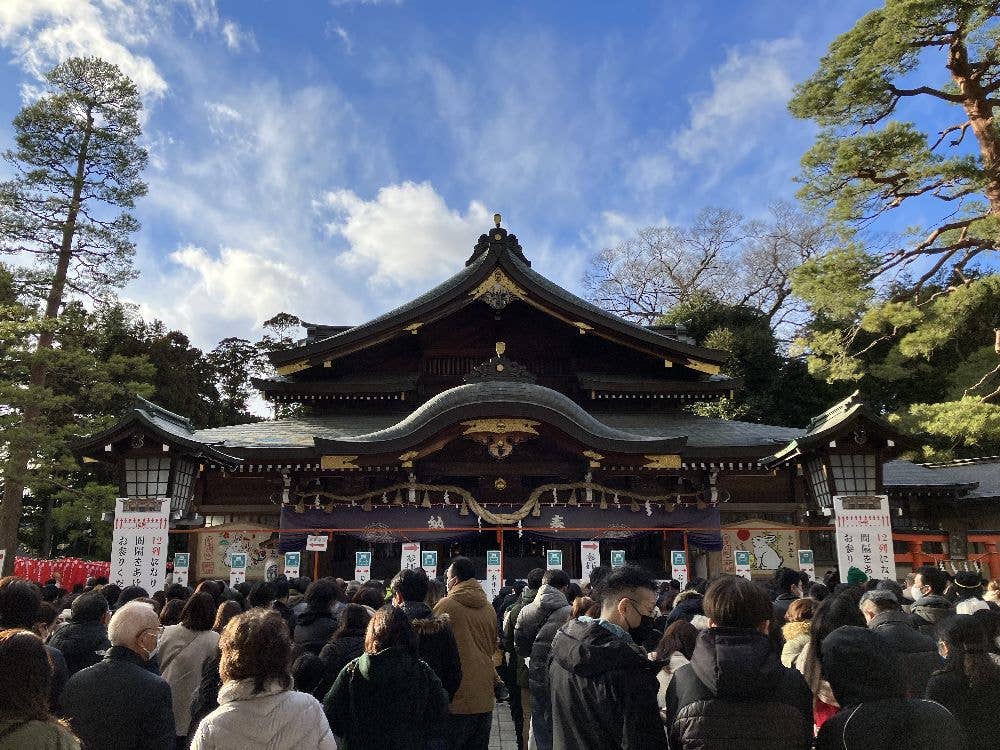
top-left (0, 111), bottom-right (92, 574)
top-left (949, 37), bottom-right (1000, 212)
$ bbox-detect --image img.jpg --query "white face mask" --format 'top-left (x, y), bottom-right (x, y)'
top-left (910, 585), bottom-right (925, 602)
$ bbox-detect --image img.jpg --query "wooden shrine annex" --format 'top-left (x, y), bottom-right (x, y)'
top-left (75, 217), bottom-right (1000, 582)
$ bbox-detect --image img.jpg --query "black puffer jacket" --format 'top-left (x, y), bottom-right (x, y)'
top-left (316, 632), bottom-right (365, 699)
top-left (49, 620), bottom-right (111, 677)
top-left (665, 627), bottom-right (812, 750)
top-left (292, 606), bottom-right (338, 656)
top-left (926, 666), bottom-right (1000, 750)
top-left (665, 592), bottom-right (703, 625)
top-left (514, 585), bottom-right (572, 689)
top-left (549, 617), bottom-right (666, 750)
top-left (868, 609), bottom-right (941, 698)
top-left (910, 595), bottom-right (955, 638)
top-left (401, 601), bottom-right (463, 701)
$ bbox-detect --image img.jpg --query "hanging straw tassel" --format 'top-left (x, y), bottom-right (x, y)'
top-left (599, 491), bottom-right (607, 510)
top-left (362, 496), bottom-right (373, 512)
top-left (531, 500), bottom-right (541, 517)
top-left (381, 492), bottom-right (388, 504)
top-left (629, 498), bottom-right (640, 512)
top-left (568, 488), bottom-right (578, 507)
top-left (421, 490), bottom-right (432, 509)
top-left (393, 489), bottom-right (403, 506)
top-left (459, 500), bottom-right (470, 516)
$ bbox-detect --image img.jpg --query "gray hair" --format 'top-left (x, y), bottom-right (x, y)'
top-left (859, 589), bottom-right (898, 612)
top-left (108, 601), bottom-right (158, 646)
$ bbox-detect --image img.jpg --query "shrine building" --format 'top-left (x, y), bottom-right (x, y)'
top-left (74, 217), bottom-right (1000, 583)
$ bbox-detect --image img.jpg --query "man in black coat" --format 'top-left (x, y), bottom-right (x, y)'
top-left (49, 590), bottom-right (112, 677)
top-left (514, 568), bottom-right (572, 750)
top-left (859, 589), bottom-right (941, 698)
top-left (62, 600), bottom-right (174, 750)
top-left (549, 565), bottom-right (666, 750)
top-left (665, 575), bottom-right (812, 750)
top-left (816, 625), bottom-right (965, 750)
top-left (909, 566), bottom-right (956, 638)
top-left (292, 577), bottom-right (342, 655)
top-left (772, 567), bottom-right (803, 626)
top-left (390, 567), bottom-right (463, 700)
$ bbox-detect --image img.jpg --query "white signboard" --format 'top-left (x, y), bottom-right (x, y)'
top-left (734, 550), bottom-right (751, 580)
top-left (798, 550), bottom-right (816, 581)
top-left (172, 553), bottom-right (190, 587)
top-left (401, 542), bottom-right (421, 571)
top-left (580, 541), bottom-right (600, 582)
top-left (546, 549), bottom-right (563, 570)
top-left (484, 550), bottom-right (502, 600)
top-left (671, 550), bottom-right (688, 589)
top-left (834, 495), bottom-right (895, 581)
top-left (229, 553), bottom-right (247, 587)
top-left (421, 550), bottom-right (438, 578)
top-left (111, 497), bottom-right (170, 593)
top-left (306, 534), bottom-right (328, 552)
top-left (355, 551), bottom-right (371, 583)
top-left (283, 552), bottom-right (301, 579)
top-left (611, 549), bottom-right (626, 568)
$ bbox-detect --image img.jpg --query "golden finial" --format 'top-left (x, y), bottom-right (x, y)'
top-left (494, 213), bottom-right (502, 228)
top-left (496, 341), bottom-right (506, 357)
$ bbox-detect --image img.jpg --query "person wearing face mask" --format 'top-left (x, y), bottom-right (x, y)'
top-left (513, 569), bottom-right (573, 750)
top-left (909, 566), bottom-right (956, 638)
top-left (61, 601), bottom-right (174, 750)
top-left (665, 575), bottom-right (813, 750)
top-left (548, 565), bottom-right (667, 750)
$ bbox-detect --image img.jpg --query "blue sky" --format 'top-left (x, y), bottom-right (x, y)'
top-left (0, 0), bottom-right (895, 350)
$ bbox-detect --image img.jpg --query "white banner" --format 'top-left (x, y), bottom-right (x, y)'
top-left (798, 550), bottom-right (816, 582)
top-left (580, 541), bottom-right (600, 581)
top-left (111, 497), bottom-right (170, 593)
top-left (671, 550), bottom-right (688, 590)
top-left (229, 552), bottom-right (247, 587)
top-left (283, 551), bottom-right (301, 579)
top-left (484, 550), bottom-right (502, 600)
top-left (306, 534), bottom-right (328, 552)
top-left (401, 542), bottom-right (420, 571)
top-left (172, 553), bottom-right (190, 587)
top-left (734, 550), bottom-right (751, 580)
top-left (355, 551), bottom-right (371, 583)
top-left (833, 495), bottom-right (895, 581)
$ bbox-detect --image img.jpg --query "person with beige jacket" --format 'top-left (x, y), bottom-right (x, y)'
top-left (434, 557), bottom-right (496, 750)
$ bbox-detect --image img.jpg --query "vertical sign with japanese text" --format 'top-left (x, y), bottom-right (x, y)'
top-left (610, 550), bottom-right (626, 568)
top-left (546, 549), bottom-right (563, 570)
top-left (671, 551), bottom-right (688, 589)
top-left (421, 550), bottom-right (438, 578)
top-left (798, 550), bottom-right (816, 581)
top-left (833, 495), bottom-right (895, 582)
top-left (401, 542), bottom-right (420, 571)
top-left (172, 553), bottom-right (190, 586)
top-left (111, 497), bottom-right (169, 593)
top-left (580, 541), bottom-right (600, 581)
top-left (734, 550), bottom-right (751, 580)
top-left (283, 552), bottom-right (301, 579)
top-left (355, 551), bottom-right (371, 583)
top-left (484, 550), bottom-right (502, 601)
top-left (229, 553), bottom-right (247, 587)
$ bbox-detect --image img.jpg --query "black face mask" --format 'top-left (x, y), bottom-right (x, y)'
top-left (627, 600), bottom-right (659, 646)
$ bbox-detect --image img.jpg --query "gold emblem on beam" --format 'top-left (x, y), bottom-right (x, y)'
top-left (685, 359), bottom-right (722, 375)
top-left (320, 455), bottom-right (361, 470)
top-left (398, 450), bottom-right (420, 468)
top-left (643, 454), bottom-right (682, 469)
top-left (582, 449), bottom-right (604, 468)
top-left (404, 322), bottom-right (423, 335)
top-left (276, 359), bottom-right (311, 376)
top-left (461, 418), bottom-right (539, 436)
top-left (470, 269), bottom-right (528, 302)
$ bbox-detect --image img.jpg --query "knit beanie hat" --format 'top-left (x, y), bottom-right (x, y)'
top-left (847, 567), bottom-right (869, 586)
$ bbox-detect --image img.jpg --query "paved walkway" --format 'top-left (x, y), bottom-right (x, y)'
top-left (489, 702), bottom-right (519, 750)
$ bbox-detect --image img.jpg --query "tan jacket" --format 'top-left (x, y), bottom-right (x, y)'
top-left (434, 579), bottom-right (497, 715)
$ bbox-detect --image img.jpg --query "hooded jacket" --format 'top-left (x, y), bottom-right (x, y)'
top-left (400, 600), bottom-right (463, 700)
top-left (292, 606), bottom-right (339, 656)
top-left (323, 647), bottom-right (449, 750)
top-left (190, 678), bottom-right (336, 750)
top-left (514, 584), bottom-right (572, 689)
top-left (549, 617), bottom-right (667, 750)
top-left (503, 585), bottom-right (536, 688)
top-left (817, 626), bottom-right (966, 750)
top-left (665, 627), bottom-right (812, 750)
top-left (314, 630), bottom-right (365, 700)
top-left (925, 663), bottom-right (1000, 750)
top-left (159, 624), bottom-right (221, 737)
top-left (665, 591), bottom-right (703, 625)
top-left (867, 609), bottom-right (940, 698)
top-left (909, 594), bottom-right (955, 638)
top-left (780, 620), bottom-right (810, 669)
top-left (433, 578), bottom-right (497, 715)
top-left (48, 620), bottom-right (110, 677)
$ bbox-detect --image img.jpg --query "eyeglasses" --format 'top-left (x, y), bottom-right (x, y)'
top-left (143, 626), bottom-right (165, 638)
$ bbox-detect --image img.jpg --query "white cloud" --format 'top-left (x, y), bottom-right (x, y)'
top-left (183, 0), bottom-right (218, 31)
top-left (221, 20), bottom-right (257, 52)
top-left (329, 0), bottom-right (404, 6)
top-left (327, 24), bottom-right (353, 54)
top-left (319, 182), bottom-right (489, 289)
top-left (0, 0), bottom-right (168, 98)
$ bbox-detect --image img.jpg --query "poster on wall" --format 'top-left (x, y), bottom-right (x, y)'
top-left (833, 495), bottom-right (895, 581)
top-left (172, 553), bottom-right (190, 586)
top-left (401, 542), bottom-right (420, 571)
top-left (580, 541), bottom-right (600, 581)
top-left (196, 523), bottom-right (280, 582)
top-left (110, 497), bottom-right (169, 593)
top-left (671, 551), bottom-right (688, 589)
top-left (721, 519), bottom-right (800, 576)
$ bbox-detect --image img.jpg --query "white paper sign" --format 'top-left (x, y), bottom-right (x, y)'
top-left (734, 550), bottom-right (751, 580)
top-left (355, 551), bottom-right (371, 583)
top-left (580, 541), bottom-right (600, 581)
top-left (610, 549), bottom-right (626, 568)
top-left (401, 542), bottom-right (420, 571)
top-left (229, 553), bottom-right (247, 587)
top-left (484, 550), bottom-right (502, 600)
top-left (111, 497), bottom-right (170, 593)
top-left (671, 550), bottom-right (688, 589)
top-left (284, 552), bottom-right (301, 579)
top-left (833, 495), bottom-right (895, 581)
top-left (798, 550), bottom-right (816, 581)
top-left (421, 550), bottom-right (438, 577)
top-left (173, 553), bottom-right (190, 586)
top-left (546, 549), bottom-right (563, 570)
top-left (306, 535), bottom-right (328, 552)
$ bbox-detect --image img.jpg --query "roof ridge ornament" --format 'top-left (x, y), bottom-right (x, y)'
top-left (464, 342), bottom-right (537, 384)
top-left (466, 212), bottom-right (531, 267)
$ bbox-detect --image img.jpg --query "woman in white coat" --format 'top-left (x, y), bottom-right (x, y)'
top-left (158, 592), bottom-right (220, 746)
top-left (190, 608), bottom-right (336, 750)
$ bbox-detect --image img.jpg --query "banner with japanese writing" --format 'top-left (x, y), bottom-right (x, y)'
top-left (671, 550), bottom-right (688, 589)
top-left (580, 541), bottom-right (600, 581)
top-left (401, 542), bottom-right (420, 571)
top-left (173, 553), bottom-right (190, 586)
top-left (111, 497), bottom-right (169, 593)
top-left (484, 550), bottom-right (502, 600)
top-left (833, 495), bottom-right (895, 581)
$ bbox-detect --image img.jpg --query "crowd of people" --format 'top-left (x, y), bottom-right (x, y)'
top-left (1, 560), bottom-right (999, 749)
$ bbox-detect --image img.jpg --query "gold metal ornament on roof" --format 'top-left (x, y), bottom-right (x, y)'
top-left (495, 478), bottom-right (508, 491)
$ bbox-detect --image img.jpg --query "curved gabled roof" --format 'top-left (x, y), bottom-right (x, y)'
top-left (313, 381), bottom-right (687, 455)
top-left (270, 224), bottom-right (728, 370)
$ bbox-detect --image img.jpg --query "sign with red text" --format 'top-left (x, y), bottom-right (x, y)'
top-left (671, 550), bottom-right (688, 589)
top-left (111, 497), bottom-right (169, 593)
top-left (580, 541), bottom-right (600, 582)
top-left (401, 542), bottom-right (420, 571)
top-left (483, 550), bottom-right (502, 600)
top-left (833, 495), bottom-right (895, 581)
top-left (306, 534), bottom-right (328, 552)
top-left (355, 551), bottom-right (371, 583)
top-left (172, 553), bottom-right (190, 586)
